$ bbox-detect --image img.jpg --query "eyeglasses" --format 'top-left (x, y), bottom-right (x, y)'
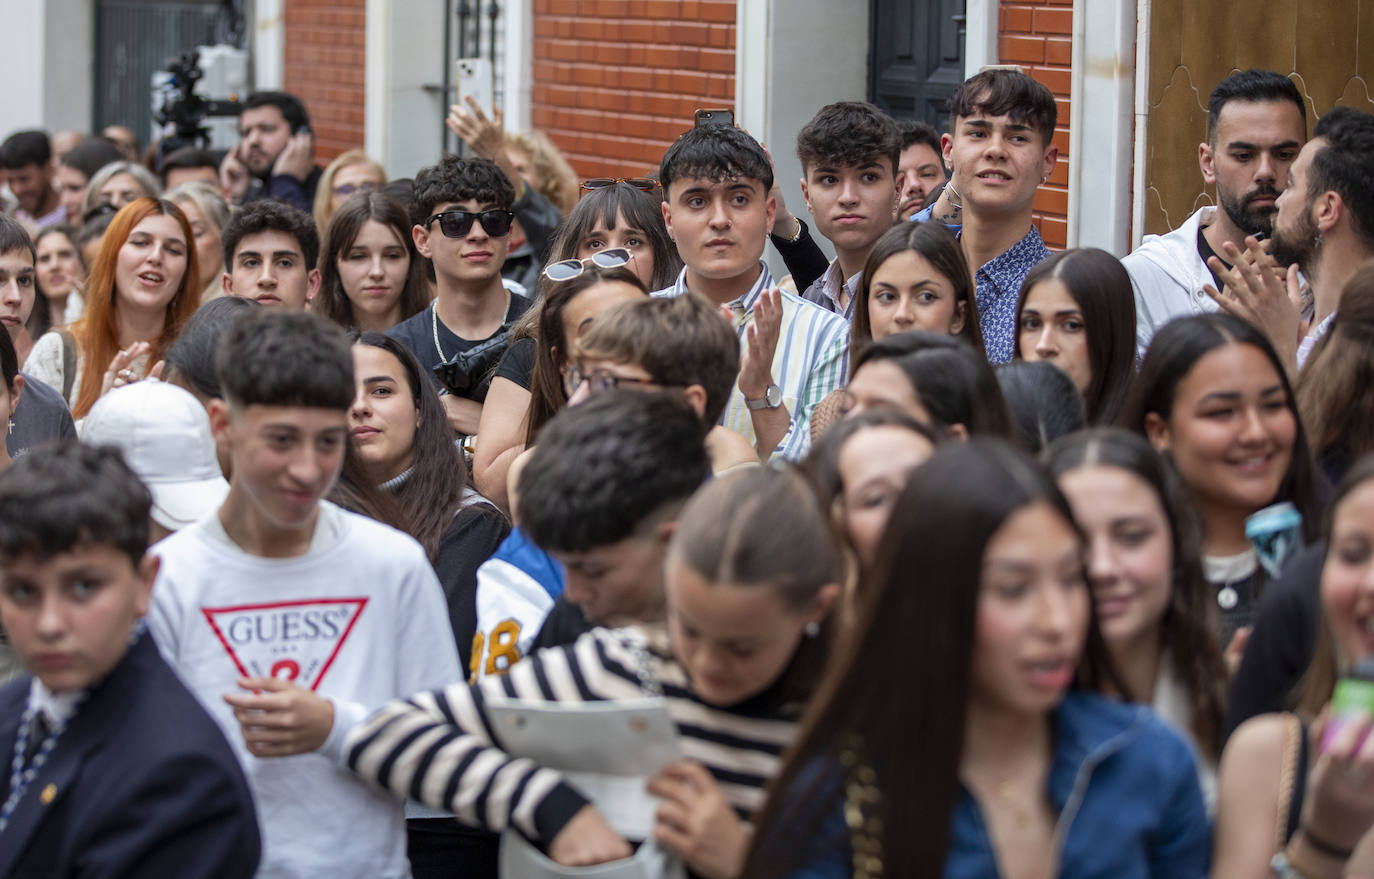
top-left (580, 177), bottom-right (660, 195)
top-left (541, 247), bottom-right (633, 283)
top-left (424, 208), bottom-right (516, 239)
top-left (333, 181), bottom-right (379, 197)
top-left (564, 365), bottom-right (661, 396)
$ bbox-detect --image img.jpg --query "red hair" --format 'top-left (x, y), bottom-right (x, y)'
top-left (71, 198), bottom-right (200, 417)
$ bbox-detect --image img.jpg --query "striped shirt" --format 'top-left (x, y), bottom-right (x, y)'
top-left (345, 626), bottom-right (801, 845)
top-left (654, 263), bottom-right (850, 461)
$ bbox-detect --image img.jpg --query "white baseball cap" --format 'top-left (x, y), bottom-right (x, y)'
top-left (81, 381), bottom-right (229, 530)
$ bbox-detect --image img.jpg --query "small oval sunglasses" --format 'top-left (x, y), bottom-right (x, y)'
top-left (541, 247), bottom-right (633, 283)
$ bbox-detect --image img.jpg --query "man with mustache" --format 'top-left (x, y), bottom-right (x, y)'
top-left (219, 91), bottom-right (322, 213)
top-left (1203, 106), bottom-right (1374, 371)
top-left (1125, 70), bottom-right (1307, 356)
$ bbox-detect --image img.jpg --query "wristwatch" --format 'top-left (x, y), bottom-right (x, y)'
top-left (745, 384), bottom-right (783, 411)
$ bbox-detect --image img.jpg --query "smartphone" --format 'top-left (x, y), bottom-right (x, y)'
top-left (694, 108), bottom-right (734, 128)
top-left (456, 57), bottom-right (495, 119)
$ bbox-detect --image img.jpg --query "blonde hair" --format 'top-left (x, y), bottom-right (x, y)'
top-left (504, 130), bottom-right (578, 214)
top-left (313, 150), bottom-right (386, 233)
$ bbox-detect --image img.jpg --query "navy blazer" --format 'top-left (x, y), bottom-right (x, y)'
top-left (0, 633), bottom-right (260, 878)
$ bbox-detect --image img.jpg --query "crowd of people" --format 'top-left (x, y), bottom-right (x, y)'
top-left (1, 63), bottom-right (1373, 879)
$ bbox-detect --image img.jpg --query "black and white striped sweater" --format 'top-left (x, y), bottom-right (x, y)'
top-left (345, 625), bottom-right (803, 844)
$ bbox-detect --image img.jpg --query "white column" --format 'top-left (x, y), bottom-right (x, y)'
top-left (0, 0), bottom-right (93, 133)
top-left (501, 0), bottom-right (533, 133)
top-left (1066, 0), bottom-right (1136, 254)
top-left (736, 0), bottom-right (870, 274)
top-left (364, 0), bottom-right (448, 177)
top-left (964, 0), bottom-right (1000, 74)
top-left (253, 0), bottom-right (286, 90)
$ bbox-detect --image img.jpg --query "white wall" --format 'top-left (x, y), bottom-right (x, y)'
top-left (253, 0), bottom-right (285, 90)
top-left (0, 0), bottom-right (93, 134)
top-left (736, 0), bottom-right (871, 274)
top-left (1067, 0), bottom-right (1135, 254)
top-left (365, 0), bottom-right (448, 178)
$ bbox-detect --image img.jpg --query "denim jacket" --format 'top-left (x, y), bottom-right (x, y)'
top-left (785, 691), bottom-right (1210, 879)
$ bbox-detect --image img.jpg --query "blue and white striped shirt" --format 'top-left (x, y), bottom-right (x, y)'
top-left (654, 263), bottom-right (850, 461)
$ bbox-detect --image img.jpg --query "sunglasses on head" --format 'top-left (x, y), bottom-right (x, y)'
top-left (333, 181), bottom-right (379, 197)
top-left (542, 247), bottom-right (633, 283)
top-left (580, 177), bottom-right (660, 195)
top-left (424, 208), bottom-right (516, 239)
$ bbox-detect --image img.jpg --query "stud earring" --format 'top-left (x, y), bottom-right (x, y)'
top-left (804, 621), bottom-right (820, 638)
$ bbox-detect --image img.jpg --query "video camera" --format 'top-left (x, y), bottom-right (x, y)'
top-left (154, 51), bottom-right (243, 157)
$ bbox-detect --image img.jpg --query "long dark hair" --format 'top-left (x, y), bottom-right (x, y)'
top-left (349, 332), bottom-right (502, 559)
top-left (850, 220), bottom-right (983, 359)
top-left (1296, 453), bottom-right (1374, 719)
top-left (316, 192), bottom-right (428, 330)
top-left (1014, 248), bottom-right (1137, 424)
top-left (522, 264), bottom-right (647, 447)
top-left (850, 331), bottom-right (1014, 438)
top-left (745, 439), bottom-right (1123, 879)
top-left (1119, 312), bottom-right (1322, 543)
top-left (1044, 428), bottom-right (1228, 759)
top-left (29, 225), bottom-right (79, 341)
top-left (1296, 260), bottom-right (1374, 479)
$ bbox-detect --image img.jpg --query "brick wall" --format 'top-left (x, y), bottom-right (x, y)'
top-left (530, 0), bottom-right (737, 178)
top-left (998, 0), bottom-right (1072, 249)
top-left (283, 0), bottom-right (366, 163)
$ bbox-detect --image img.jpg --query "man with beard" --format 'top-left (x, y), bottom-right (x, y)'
top-left (218, 91), bottom-right (322, 212)
top-left (1124, 71), bottom-right (1306, 356)
top-left (1202, 106), bottom-right (1374, 371)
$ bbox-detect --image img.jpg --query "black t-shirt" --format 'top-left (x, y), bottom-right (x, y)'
top-left (530, 595), bottom-right (591, 652)
top-left (493, 336), bottom-right (536, 391)
top-left (1197, 225), bottom-right (1231, 291)
top-left (1225, 540), bottom-right (1325, 739)
top-left (386, 292), bottom-right (532, 403)
top-left (9, 371), bottom-right (76, 459)
top-left (435, 503), bottom-right (511, 673)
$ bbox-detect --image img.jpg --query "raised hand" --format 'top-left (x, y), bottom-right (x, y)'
top-left (1204, 236), bottom-right (1303, 372)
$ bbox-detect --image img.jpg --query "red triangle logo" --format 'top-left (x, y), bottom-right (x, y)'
top-left (200, 597), bottom-right (369, 691)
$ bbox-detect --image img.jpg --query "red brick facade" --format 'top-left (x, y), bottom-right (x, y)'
top-left (998, 0), bottom-right (1073, 249)
top-left (283, 0), bottom-right (367, 162)
top-left (530, 0), bottom-right (737, 178)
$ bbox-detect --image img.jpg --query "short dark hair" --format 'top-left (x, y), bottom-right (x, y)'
top-left (0, 442), bottom-right (151, 566)
top-left (517, 390), bottom-right (710, 553)
top-left (0, 130), bottom-right (51, 170)
top-left (58, 137), bottom-right (125, 180)
top-left (659, 124), bottom-right (774, 194)
top-left (410, 155), bottom-right (515, 226)
top-left (574, 293), bottom-right (739, 426)
top-left (948, 69), bottom-right (1057, 145)
top-left (1309, 107), bottom-right (1374, 251)
top-left (0, 213), bottom-right (35, 263)
top-left (242, 91), bottom-right (311, 134)
top-left (1206, 70), bottom-right (1306, 145)
top-left (221, 200), bottom-right (321, 270)
top-left (166, 296), bottom-right (260, 399)
top-left (216, 309), bottom-right (354, 410)
top-left (796, 101), bottom-right (902, 176)
top-left (994, 360), bottom-right (1085, 453)
top-left (0, 313), bottom-right (17, 389)
top-left (898, 119), bottom-right (941, 154)
top-left (159, 146), bottom-right (221, 179)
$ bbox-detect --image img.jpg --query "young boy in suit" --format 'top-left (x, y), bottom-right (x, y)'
top-left (0, 442), bottom-right (260, 878)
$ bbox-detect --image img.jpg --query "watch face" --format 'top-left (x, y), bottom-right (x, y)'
top-left (766, 384), bottom-right (782, 407)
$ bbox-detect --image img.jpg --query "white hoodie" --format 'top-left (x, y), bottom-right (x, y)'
top-left (1122, 206), bottom-right (1220, 358)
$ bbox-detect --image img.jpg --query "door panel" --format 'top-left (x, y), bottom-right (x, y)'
top-left (870, 0), bottom-right (966, 127)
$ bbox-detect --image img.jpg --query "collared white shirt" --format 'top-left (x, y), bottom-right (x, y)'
top-left (28, 677), bottom-right (82, 728)
top-left (1297, 311), bottom-right (1337, 369)
top-left (654, 262), bottom-right (850, 460)
top-left (800, 259), bottom-right (862, 321)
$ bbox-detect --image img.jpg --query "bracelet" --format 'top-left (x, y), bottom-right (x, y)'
top-left (1300, 825), bottom-right (1355, 860)
top-left (1271, 851), bottom-right (1314, 879)
top-left (774, 217), bottom-right (803, 244)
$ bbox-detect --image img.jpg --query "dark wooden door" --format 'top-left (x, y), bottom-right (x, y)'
top-left (869, 0), bottom-right (966, 127)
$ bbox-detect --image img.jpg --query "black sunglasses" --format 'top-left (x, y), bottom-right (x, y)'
top-left (424, 208), bottom-right (516, 239)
